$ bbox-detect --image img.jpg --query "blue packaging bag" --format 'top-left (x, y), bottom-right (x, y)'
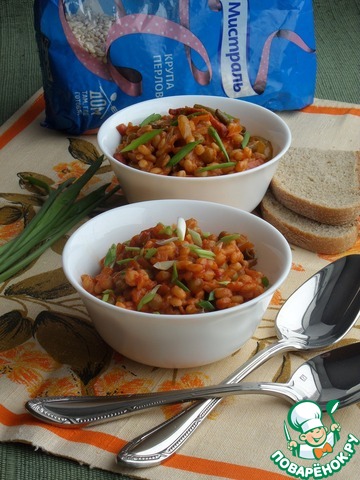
top-left (34, 0), bottom-right (316, 134)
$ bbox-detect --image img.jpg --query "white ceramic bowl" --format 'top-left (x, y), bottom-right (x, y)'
top-left (63, 200), bottom-right (292, 368)
top-left (97, 95), bottom-right (291, 212)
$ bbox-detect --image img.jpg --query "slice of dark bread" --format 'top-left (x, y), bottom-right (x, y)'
top-left (261, 191), bottom-right (358, 254)
top-left (270, 148), bottom-right (360, 225)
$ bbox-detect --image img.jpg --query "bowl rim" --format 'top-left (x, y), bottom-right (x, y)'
top-left (97, 95), bottom-right (292, 181)
top-left (63, 199), bottom-right (292, 322)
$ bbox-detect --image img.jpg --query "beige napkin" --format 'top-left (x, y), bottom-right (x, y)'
top-left (0, 92), bottom-right (359, 480)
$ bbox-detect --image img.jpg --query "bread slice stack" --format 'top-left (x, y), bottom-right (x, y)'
top-left (260, 148), bottom-right (360, 254)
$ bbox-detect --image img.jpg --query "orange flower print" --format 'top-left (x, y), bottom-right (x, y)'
top-left (158, 372), bottom-right (210, 420)
top-left (291, 262), bottom-right (305, 272)
top-left (53, 161), bottom-right (87, 180)
top-left (88, 367), bottom-right (154, 396)
top-left (106, 175), bottom-right (121, 193)
top-left (53, 161), bottom-right (100, 192)
top-left (29, 373), bottom-right (85, 399)
top-left (270, 289), bottom-right (283, 306)
top-left (0, 218), bottom-right (24, 246)
top-left (0, 342), bottom-right (59, 389)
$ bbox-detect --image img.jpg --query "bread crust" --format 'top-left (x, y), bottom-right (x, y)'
top-left (261, 191), bottom-right (358, 254)
top-left (270, 149), bottom-right (360, 225)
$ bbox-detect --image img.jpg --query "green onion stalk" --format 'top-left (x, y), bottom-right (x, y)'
top-left (0, 156), bottom-right (120, 283)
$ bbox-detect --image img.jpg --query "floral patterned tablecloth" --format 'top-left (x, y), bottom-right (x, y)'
top-left (0, 92), bottom-right (359, 480)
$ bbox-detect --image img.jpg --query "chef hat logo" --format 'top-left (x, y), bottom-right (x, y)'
top-left (288, 400), bottom-right (324, 434)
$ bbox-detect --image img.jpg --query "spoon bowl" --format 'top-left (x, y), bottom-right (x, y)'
top-left (275, 255), bottom-right (360, 348)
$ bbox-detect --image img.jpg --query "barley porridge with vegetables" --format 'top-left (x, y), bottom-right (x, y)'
top-left (81, 218), bottom-right (269, 314)
top-left (114, 105), bottom-right (273, 177)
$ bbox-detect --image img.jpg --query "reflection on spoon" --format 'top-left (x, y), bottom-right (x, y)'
top-left (25, 343), bottom-right (360, 426)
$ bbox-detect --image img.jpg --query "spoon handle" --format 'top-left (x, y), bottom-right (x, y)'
top-left (26, 378), bottom-right (299, 427)
top-left (25, 339), bottom-right (291, 428)
top-left (117, 338), bottom-right (294, 467)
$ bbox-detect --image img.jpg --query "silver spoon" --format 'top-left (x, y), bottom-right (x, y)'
top-left (26, 342), bottom-right (360, 424)
top-left (117, 254), bottom-right (360, 467)
top-left (26, 256), bottom-right (360, 454)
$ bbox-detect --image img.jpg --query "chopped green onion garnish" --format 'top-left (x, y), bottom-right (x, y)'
top-left (167, 140), bottom-right (202, 167)
top-left (188, 228), bottom-right (202, 247)
top-left (171, 262), bottom-right (178, 282)
top-left (104, 244), bottom-right (117, 267)
top-left (188, 112), bottom-right (205, 119)
top-left (197, 161), bottom-right (236, 173)
top-left (193, 104), bottom-right (216, 115)
top-left (120, 129), bottom-right (162, 152)
top-left (144, 248), bottom-right (157, 259)
top-left (215, 109), bottom-right (234, 125)
top-left (241, 131), bottom-right (250, 148)
top-left (174, 279), bottom-right (190, 292)
top-left (171, 262), bottom-right (189, 291)
top-left (208, 290), bottom-right (215, 301)
top-left (197, 250), bottom-right (216, 259)
top-left (116, 258), bottom-right (135, 266)
top-left (102, 289), bottom-right (113, 303)
top-left (137, 285), bottom-right (161, 311)
top-left (262, 276), bottom-right (270, 287)
top-left (218, 234), bottom-right (240, 244)
top-left (159, 225), bottom-right (173, 236)
top-left (208, 126), bottom-right (230, 161)
top-left (140, 113), bottom-right (162, 126)
top-left (124, 246), bottom-right (141, 252)
top-left (188, 245), bottom-right (216, 259)
top-left (197, 300), bottom-right (215, 311)
top-left (217, 280), bottom-right (230, 286)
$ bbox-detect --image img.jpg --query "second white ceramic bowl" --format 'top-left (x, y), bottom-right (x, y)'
top-left (63, 200), bottom-right (292, 368)
top-left (97, 95), bottom-right (291, 212)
